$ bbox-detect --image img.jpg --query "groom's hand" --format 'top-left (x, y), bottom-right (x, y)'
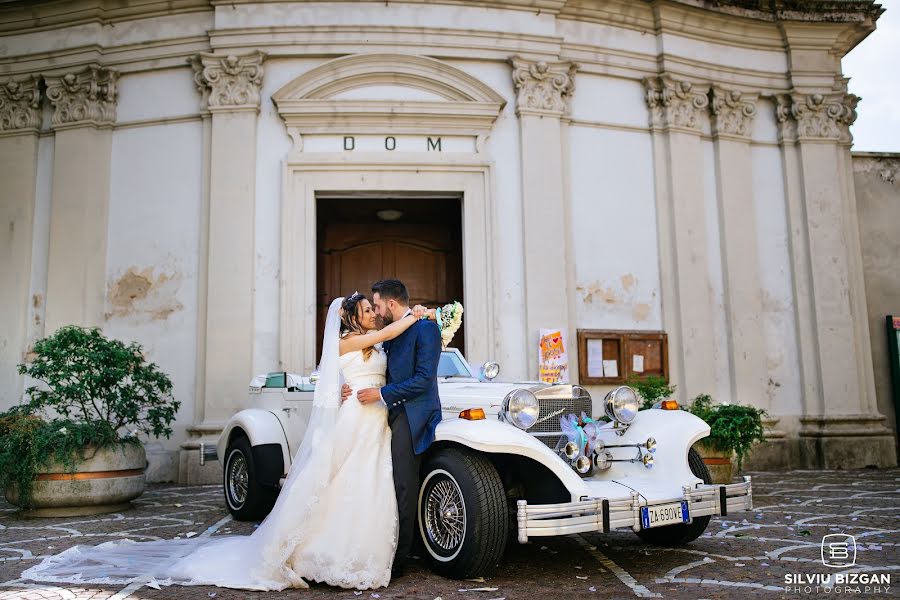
top-left (341, 384), bottom-right (352, 403)
top-left (357, 388), bottom-right (381, 405)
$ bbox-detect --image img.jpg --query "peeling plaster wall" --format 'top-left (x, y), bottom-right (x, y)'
top-left (855, 153), bottom-right (900, 441)
top-left (568, 75), bottom-right (662, 336)
top-left (104, 70), bottom-right (204, 480)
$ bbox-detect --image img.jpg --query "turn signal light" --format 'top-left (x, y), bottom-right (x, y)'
top-left (661, 400), bottom-right (679, 410)
top-left (460, 408), bottom-right (486, 420)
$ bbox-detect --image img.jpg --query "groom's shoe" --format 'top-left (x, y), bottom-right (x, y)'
top-left (390, 563), bottom-right (407, 579)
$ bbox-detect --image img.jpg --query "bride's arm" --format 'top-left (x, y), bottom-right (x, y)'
top-left (339, 313), bottom-right (419, 353)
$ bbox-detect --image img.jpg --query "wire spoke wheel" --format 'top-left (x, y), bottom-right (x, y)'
top-left (227, 452), bottom-right (249, 507)
top-left (424, 476), bottom-right (466, 553)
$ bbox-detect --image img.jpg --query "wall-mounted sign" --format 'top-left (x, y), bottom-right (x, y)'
top-left (301, 134), bottom-right (476, 153)
top-left (539, 328), bottom-right (570, 384)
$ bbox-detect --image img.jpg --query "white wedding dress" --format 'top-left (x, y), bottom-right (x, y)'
top-left (22, 298), bottom-right (399, 591)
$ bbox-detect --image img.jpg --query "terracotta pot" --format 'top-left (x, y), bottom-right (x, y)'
top-left (695, 442), bottom-right (734, 484)
top-left (5, 442), bottom-right (147, 517)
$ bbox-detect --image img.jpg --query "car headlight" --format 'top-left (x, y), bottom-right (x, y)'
top-left (604, 386), bottom-right (639, 424)
top-left (480, 361), bottom-right (500, 381)
top-left (502, 389), bottom-right (540, 430)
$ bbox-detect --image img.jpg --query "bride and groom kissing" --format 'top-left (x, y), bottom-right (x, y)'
top-left (23, 279), bottom-right (447, 591)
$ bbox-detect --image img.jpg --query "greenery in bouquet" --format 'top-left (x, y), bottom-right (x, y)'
top-left (625, 374), bottom-right (677, 410)
top-left (687, 394), bottom-right (766, 470)
top-left (436, 301), bottom-right (464, 349)
top-left (2, 325), bottom-right (179, 507)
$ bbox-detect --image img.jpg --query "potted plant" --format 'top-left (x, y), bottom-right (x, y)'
top-left (687, 394), bottom-right (766, 484)
top-left (2, 325), bottom-right (179, 517)
top-left (626, 374), bottom-right (677, 410)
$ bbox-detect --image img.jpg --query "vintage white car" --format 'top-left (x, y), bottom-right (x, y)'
top-left (200, 349), bottom-right (752, 578)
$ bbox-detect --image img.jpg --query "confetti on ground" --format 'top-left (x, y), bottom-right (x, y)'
top-left (458, 587), bottom-right (500, 592)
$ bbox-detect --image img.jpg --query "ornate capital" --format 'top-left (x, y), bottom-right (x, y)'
top-left (643, 75), bottom-right (709, 132)
top-left (775, 91), bottom-right (858, 144)
top-left (509, 57), bottom-right (577, 116)
top-left (0, 74), bottom-right (42, 133)
top-left (709, 85), bottom-right (758, 139)
top-left (189, 52), bottom-right (266, 113)
top-left (45, 66), bottom-right (118, 128)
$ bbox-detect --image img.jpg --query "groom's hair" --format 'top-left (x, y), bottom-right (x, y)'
top-left (372, 279), bottom-right (409, 305)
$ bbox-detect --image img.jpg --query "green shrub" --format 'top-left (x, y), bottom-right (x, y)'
top-left (2, 326), bottom-right (179, 507)
top-left (626, 374), bottom-right (677, 410)
top-left (687, 394), bottom-right (766, 470)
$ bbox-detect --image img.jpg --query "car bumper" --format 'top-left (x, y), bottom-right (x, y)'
top-left (515, 476), bottom-right (752, 543)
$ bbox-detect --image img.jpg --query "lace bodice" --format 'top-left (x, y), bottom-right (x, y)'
top-left (339, 345), bottom-right (387, 389)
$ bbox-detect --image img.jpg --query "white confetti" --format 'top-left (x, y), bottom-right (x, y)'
top-left (589, 586), bottom-right (597, 592)
top-left (466, 577), bottom-right (487, 583)
top-left (208, 594), bottom-right (216, 598)
top-left (574, 565), bottom-right (583, 569)
top-left (354, 593), bottom-right (362, 597)
top-left (785, 516), bottom-right (792, 520)
top-left (761, 562), bottom-right (769, 567)
top-left (458, 588), bottom-right (499, 592)
top-left (735, 563), bottom-right (745, 567)
top-left (371, 594), bottom-right (380, 599)
top-left (540, 546), bottom-right (548, 550)
top-left (576, 575), bottom-right (588, 580)
top-left (174, 503), bottom-right (183, 507)
top-left (185, 532), bottom-right (197, 538)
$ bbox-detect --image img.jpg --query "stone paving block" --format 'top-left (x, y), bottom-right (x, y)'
top-left (1, 470), bottom-right (898, 599)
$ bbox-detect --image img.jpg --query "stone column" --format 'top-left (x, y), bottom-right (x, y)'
top-left (775, 91), bottom-right (895, 468)
top-left (43, 66), bottom-right (118, 333)
top-left (510, 57), bottom-right (577, 379)
top-left (0, 74), bottom-right (42, 407)
top-left (182, 52), bottom-right (265, 483)
top-left (709, 86), bottom-right (785, 463)
top-left (644, 75), bottom-right (716, 401)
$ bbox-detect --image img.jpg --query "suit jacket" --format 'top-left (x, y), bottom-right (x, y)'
top-left (381, 319), bottom-right (442, 455)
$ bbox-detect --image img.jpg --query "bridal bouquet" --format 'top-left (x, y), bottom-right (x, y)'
top-left (436, 301), bottom-right (464, 349)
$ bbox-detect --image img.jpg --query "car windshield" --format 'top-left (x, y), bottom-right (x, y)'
top-left (438, 351), bottom-right (474, 378)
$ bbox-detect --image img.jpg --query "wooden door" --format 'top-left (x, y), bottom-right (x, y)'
top-left (317, 222), bottom-right (464, 360)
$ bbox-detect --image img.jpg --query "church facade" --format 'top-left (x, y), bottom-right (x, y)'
top-left (1, 0), bottom-right (895, 483)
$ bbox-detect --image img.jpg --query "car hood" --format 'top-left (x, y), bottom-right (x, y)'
top-left (437, 379), bottom-right (545, 414)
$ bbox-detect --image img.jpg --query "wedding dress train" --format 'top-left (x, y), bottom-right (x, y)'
top-left (22, 299), bottom-right (398, 591)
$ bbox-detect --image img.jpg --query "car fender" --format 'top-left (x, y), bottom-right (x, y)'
top-left (593, 408), bottom-right (710, 493)
top-left (217, 409), bottom-right (292, 472)
top-left (434, 419), bottom-right (591, 500)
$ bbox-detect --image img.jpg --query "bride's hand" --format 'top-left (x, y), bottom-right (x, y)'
top-left (412, 304), bottom-right (429, 318)
top-left (341, 384), bottom-right (352, 403)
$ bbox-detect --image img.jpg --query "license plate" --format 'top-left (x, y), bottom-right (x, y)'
top-left (640, 501), bottom-right (690, 529)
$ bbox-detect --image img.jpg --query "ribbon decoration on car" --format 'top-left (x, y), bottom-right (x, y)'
top-left (560, 413), bottom-right (603, 458)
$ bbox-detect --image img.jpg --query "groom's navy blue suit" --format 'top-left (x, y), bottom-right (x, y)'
top-left (381, 317), bottom-right (442, 568)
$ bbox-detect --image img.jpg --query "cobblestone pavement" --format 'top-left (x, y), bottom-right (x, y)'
top-left (1, 469), bottom-right (897, 599)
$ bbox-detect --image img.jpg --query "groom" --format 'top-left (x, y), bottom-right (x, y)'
top-left (347, 279), bottom-right (442, 576)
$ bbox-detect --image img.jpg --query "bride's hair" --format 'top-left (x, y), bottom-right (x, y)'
top-left (340, 293), bottom-right (376, 361)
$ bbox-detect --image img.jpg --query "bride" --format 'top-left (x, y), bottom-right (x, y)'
top-left (23, 295), bottom-right (433, 591)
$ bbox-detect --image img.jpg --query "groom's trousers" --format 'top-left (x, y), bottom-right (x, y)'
top-left (388, 407), bottom-right (420, 567)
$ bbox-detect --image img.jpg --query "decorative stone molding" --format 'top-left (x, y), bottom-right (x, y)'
top-left (45, 66), bottom-right (118, 128)
top-left (272, 54), bottom-right (505, 155)
top-left (189, 52), bottom-right (266, 113)
top-left (0, 74), bottom-right (42, 133)
top-left (509, 57), bottom-right (577, 116)
top-left (709, 85), bottom-right (758, 139)
top-left (774, 91), bottom-right (858, 144)
top-left (643, 75), bottom-right (709, 132)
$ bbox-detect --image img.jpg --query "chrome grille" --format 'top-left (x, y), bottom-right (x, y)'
top-left (528, 385), bottom-right (592, 450)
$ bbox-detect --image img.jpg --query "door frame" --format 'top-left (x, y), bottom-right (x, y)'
top-left (281, 156), bottom-right (496, 374)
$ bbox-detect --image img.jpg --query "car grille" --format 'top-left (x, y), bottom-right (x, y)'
top-left (528, 386), bottom-right (593, 450)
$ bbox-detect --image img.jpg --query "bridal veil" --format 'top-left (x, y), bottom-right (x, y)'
top-left (22, 297), bottom-right (347, 590)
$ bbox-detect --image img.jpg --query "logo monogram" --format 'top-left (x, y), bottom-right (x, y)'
top-left (821, 534), bottom-right (856, 568)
